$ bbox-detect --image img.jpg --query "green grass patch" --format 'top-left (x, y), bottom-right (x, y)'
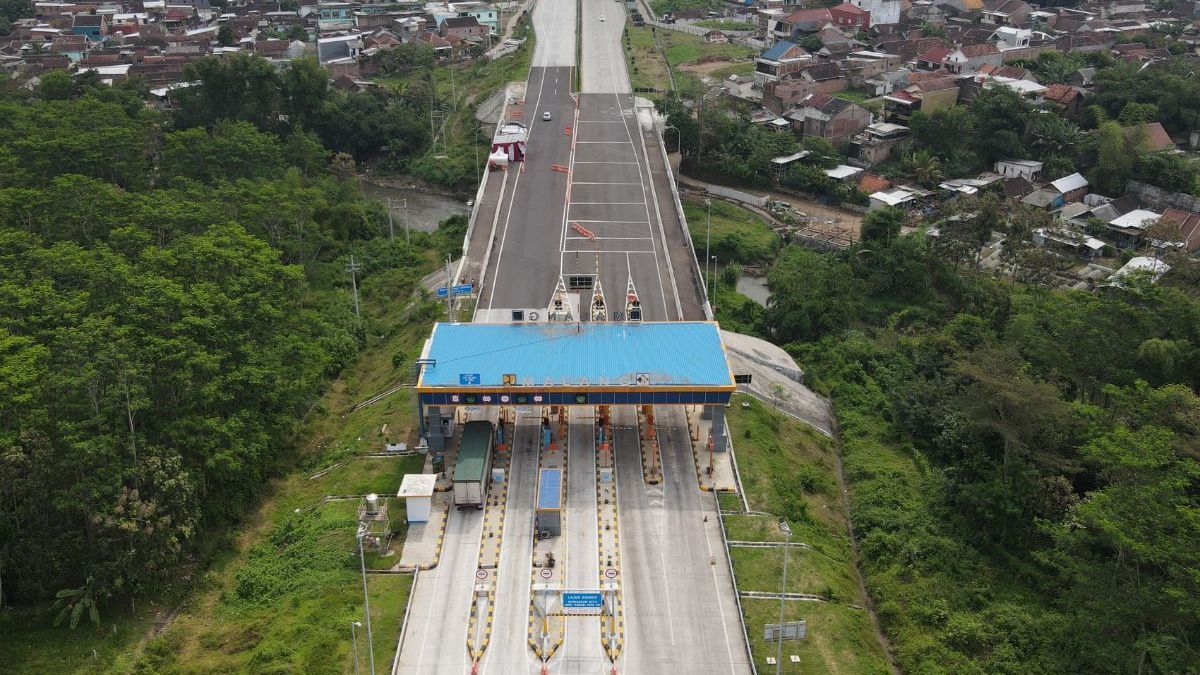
top-left (683, 196), bottom-right (779, 265)
top-left (625, 24), bottom-right (671, 93)
top-left (0, 609), bottom-right (155, 674)
top-left (742, 598), bottom-right (891, 675)
top-left (650, 0), bottom-right (723, 14)
top-left (662, 33), bottom-right (754, 68)
top-left (695, 19), bottom-right (755, 31)
top-left (725, 395), bottom-right (890, 673)
top-left (710, 61), bottom-right (755, 80)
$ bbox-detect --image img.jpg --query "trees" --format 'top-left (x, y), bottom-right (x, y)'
top-left (860, 206), bottom-right (905, 245)
top-left (1091, 120), bottom-right (1132, 195)
top-left (216, 23), bottom-right (234, 47)
top-left (909, 106), bottom-right (978, 176)
top-left (764, 247), bottom-right (864, 342)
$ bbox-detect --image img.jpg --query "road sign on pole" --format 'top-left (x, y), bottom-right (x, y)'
top-left (539, 568), bottom-right (554, 580)
top-left (436, 284), bottom-right (474, 298)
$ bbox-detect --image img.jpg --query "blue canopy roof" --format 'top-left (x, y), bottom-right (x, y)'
top-left (537, 469), bottom-right (562, 510)
top-left (417, 322), bottom-right (734, 390)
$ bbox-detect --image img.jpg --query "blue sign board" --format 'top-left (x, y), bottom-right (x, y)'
top-left (562, 592), bottom-right (603, 609)
top-left (436, 284), bottom-right (474, 298)
top-left (459, 373), bottom-right (481, 385)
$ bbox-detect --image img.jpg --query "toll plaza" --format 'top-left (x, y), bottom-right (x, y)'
top-left (415, 321), bottom-right (738, 453)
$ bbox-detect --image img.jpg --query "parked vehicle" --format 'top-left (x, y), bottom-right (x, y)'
top-left (453, 420), bottom-right (494, 509)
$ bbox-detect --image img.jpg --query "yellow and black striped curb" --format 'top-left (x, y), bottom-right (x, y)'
top-left (414, 504), bottom-right (450, 571)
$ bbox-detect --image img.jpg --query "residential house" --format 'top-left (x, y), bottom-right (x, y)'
top-left (1159, 208), bottom-right (1200, 251)
top-left (981, 0), bottom-right (1030, 26)
top-left (704, 29), bottom-right (728, 43)
top-left (1106, 209), bottom-right (1161, 248)
top-left (318, 2), bottom-right (356, 31)
top-left (883, 75), bottom-right (959, 123)
top-left (1042, 83), bottom-right (1083, 116)
top-left (1021, 188), bottom-right (1063, 210)
top-left (786, 93), bottom-right (873, 144)
top-left (995, 158), bottom-right (1043, 180)
top-left (940, 0), bottom-right (985, 19)
top-left (754, 41), bottom-right (811, 85)
top-left (915, 45), bottom-right (952, 69)
top-left (853, 121), bottom-right (910, 164)
top-left (992, 26), bottom-right (1030, 49)
top-left (72, 13), bottom-right (107, 39)
top-left (1123, 122), bottom-right (1174, 152)
top-left (440, 15), bottom-right (486, 40)
top-left (1051, 172), bottom-right (1089, 203)
top-left (1033, 226), bottom-right (1106, 258)
top-left (945, 42), bottom-right (1002, 74)
top-left (763, 76), bottom-right (845, 112)
top-left (848, 0), bottom-right (901, 25)
top-left (829, 2), bottom-right (870, 30)
top-left (784, 8), bottom-right (834, 35)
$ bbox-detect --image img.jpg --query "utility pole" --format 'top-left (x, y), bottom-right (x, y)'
top-left (704, 197), bottom-right (712, 300)
top-left (445, 255), bottom-right (455, 322)
top-left (350, 621), bottom-right (362, 675)
top-left (357, 529), bottom-right (376, 675)
top-left (346, 255), bottom-right (362, 319)
top-left (386, 198), bottom-right (395, 241)
top-left (776, 519), bottom-right (791, 675)
top-left (403, 198), bottom-right (410, 244)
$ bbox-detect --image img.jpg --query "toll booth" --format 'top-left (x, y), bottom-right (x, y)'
top-left (396, 474), bottom-right (437, 523)
top-left (536, 468), bottom-right (562, 537)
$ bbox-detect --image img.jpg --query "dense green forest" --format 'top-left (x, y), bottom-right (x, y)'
top-left (0, 57), bottom-right (462, 623)
top-left (715, 208), bottom-right (1200, 673)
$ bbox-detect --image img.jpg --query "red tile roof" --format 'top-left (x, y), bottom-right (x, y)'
top-left (859, 173), bottom-right (891, 194)
top-left (1043, 83), bottom-right (1080, 104)
top-left (917, 46), bottom-right (952, 62)
top-left (1161, 208), bottom-right (1200, 250)
top-left (1124, 122), bottom-right (1174, 152)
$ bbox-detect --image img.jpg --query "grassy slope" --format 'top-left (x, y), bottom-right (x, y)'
top-left (725, 395), bottom-right (890, 675)
top-left (625, 24), bottom-right (671, 92)
top-left (682, 196), bottom-right (779, 265)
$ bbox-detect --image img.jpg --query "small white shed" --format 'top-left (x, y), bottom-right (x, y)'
top-left (397, 474), bottom-right (437, 523)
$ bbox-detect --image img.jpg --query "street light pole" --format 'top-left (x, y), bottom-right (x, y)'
top-left (776, 519), bottom-right (791, 675)
top-left (357, 528), bottom-right (376, 675)
top-left (709, 255), bottom-right (717, 306)
top-left (403, 198), bottom-right (410, 244)
top-left (350, 621), bottom-right (363, 675)
top-left (704, 197), bottom-right (712, 295)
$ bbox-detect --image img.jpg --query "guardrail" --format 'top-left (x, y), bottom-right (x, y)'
top-left (715, 490), bottom-right (758, 675)
top-left (389, 568), bottom-right (419, 675)
top-left (652, 125), bottom-right (712, 320)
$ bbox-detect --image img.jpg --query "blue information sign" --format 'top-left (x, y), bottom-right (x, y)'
top-left (562, 592), bottom-right (603, 609)
top-left (436, 284), bottom-right (474, 297)
top-left (459, 373), bottom-right (481, 385)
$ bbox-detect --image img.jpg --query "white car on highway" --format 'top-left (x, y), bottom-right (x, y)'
top-left (542, 111), bottom-right (552, 121)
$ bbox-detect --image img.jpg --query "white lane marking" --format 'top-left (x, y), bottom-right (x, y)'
top-left (565, 236), bottom-right (654, 240)
top-left (570, 220), bottom-right (651, 224)
top-left (614, 95), bottom-right (670, 319)
top-left (570, 181), bottom-right (644, 185)
top-left (486, 65), bottom-right (561, 311)
top-left (572, 161), bottom-right (639, 165)
top-left (569, 201), bottom-right (646, 205)
top-left (574, 140), bottom-right (633, 143)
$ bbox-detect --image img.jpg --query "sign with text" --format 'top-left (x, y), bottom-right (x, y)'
top-left (561, 591), bottom-right (603, 615)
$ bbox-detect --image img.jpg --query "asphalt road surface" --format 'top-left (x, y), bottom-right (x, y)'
top-left (479, 414), bottom-right (542, 675)
top-left (614, 407), bottom-right (751, 675)
top-left (581, 0), bottom-right (632, 94)
top-left (395, 506), bottom-right (482, 675)
top-left (556, 408), bottom-right (606, 673)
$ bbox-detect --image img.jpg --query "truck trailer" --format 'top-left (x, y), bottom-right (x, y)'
top-left (453, 420), bottom-right (494, 509)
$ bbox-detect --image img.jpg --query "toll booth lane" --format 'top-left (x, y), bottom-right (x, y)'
top-left (529, 407), bottom-right (567, 662)
top-left (595, 406), bottom-right (625, 662)
top-left (467, 408), bottom-right (511, 664)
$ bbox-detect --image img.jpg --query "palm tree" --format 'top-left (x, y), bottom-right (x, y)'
top-left (907, 149), bottom-right (944, 188)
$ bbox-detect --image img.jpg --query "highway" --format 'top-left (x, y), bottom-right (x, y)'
top-left (397, 0), bottom-right (742, 670)
top-left (395, 505), bottom-right (482, 675)
top-left (614, 407), bottom-right (751, 675)
top-left (479, 413), bottom-right (542, 675)
top-left (556, 408), bottom-right (605, 673)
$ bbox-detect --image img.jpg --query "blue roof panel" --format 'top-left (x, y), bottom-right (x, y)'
top-left (420, 322), bottom-right (733, 388)
top-left (537, 469), bottom-right (562, 510)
